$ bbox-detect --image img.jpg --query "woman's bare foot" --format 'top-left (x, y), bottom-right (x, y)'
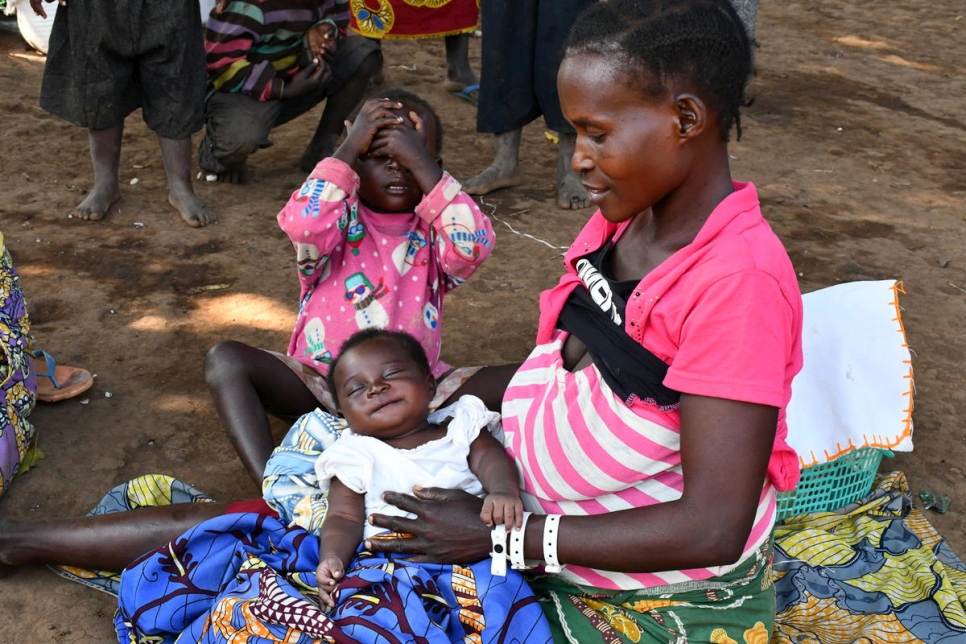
top-left (557, 172), bottom-right (590, 210)
top-left (556, 131), bottom-right (590, 209)
top-left (463, 129), bottom-right (523, 195)
top-left (69, 181), bottom-right (120, 221)
top-left (463, 163), bottom-right (523, 195)
top-left (168, 185), bottom-right (217, 228)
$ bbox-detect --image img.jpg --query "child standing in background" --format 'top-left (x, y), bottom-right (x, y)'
top-left (29, 0), bottom-right (215, 227)
top-left (205, 89), bottom-right (495, 488)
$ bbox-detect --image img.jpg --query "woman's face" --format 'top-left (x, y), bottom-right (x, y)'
top-left (332, 338), bottom-right (434, 443)
top-left (558, 53), bottom-right (687, 223)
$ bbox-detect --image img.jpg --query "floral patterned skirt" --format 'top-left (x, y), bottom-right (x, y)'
top-left (0, 246), bottom-right (37, 498)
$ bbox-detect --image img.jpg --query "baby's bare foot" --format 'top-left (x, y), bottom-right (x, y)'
top-left (69, 182), bottom-right (120, 221)
top-left (168, 187), bottom-right (217, 228)
top-left (463, 163), bottom-right (523, 196)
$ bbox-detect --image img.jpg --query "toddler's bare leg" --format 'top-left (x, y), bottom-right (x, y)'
top-left (556, 131), bottom-right (589, 210)
top-left (71, 125), bottom-right (122, 221)
top-left (462, 129), bottom-right (524, 195)
top-left (205, 341), bottom-right (321, 488)
top-left (0, 502), bottom-right (227, 574)
top-left (441, 33), bottom-right (478, 92)
top-left (159, 135), bottom-right (217, 228)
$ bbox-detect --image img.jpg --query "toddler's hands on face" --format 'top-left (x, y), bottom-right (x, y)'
top-left (480, 492), bottom-right (525, 531)
top-left (337, 98), bottom-right (406, 162)
top-left (315, 556), bottom-right (345, 611)
top-left (367, 110), bottom-right (433, 174)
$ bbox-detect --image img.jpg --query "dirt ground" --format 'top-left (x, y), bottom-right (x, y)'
top-left (1, 1), bottom-right (964, 640)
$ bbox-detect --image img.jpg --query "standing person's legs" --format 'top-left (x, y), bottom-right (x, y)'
top-left (139, 0), bottom-right (215, 226)
top-left (72, 125), bottom-right (123, 221)
top-left (534, 0), bottom-right (595, 210)
top-left (463, 0), bottom-right (538, 195)
top-left (0, 502), bottom-right (228, 573)
top-left (39, 0), bottom-right (138, 221)
top-left (158, 136), bottom-right (216, 227)
top-left (441, 33), bottom-right (479, 96)
top-left (205, 342), bottom-right (323, 489)
top-left (283, 37), bottom-right (383, 172)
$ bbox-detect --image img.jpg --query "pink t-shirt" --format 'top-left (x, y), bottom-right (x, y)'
top-left (277, 158), bottom-right (495, 377)
top-left (502, 182), bottom-right (803, 590)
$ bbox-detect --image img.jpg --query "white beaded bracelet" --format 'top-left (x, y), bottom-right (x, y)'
top-left (490, 523), bottom-right (508, 576)
top-left (542, 514), bottom-right (563, 573)
top-left (509, 512), bottom-right (533, 570)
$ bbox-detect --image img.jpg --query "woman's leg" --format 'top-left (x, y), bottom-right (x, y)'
top-left (0, 502), bottom-right (228, 573)
top-left (205, 341), bottom-right (321, 489)
top-left (442, 33), bottom-right (478, 91)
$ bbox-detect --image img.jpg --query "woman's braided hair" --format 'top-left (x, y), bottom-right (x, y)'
top-left (565, 0), bottom-right (753, 141)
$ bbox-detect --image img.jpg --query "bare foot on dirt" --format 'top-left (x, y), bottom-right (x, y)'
top-left (463, 163), bottom-right (523, 195)
top-left (69, 182), bottom-right (120, 221)
top-left (557, 172), bottom-right (590, 210)
top-left (168, 187), bottom-right (217, 228)
top-left (556, 131), bottom-right (589, 209)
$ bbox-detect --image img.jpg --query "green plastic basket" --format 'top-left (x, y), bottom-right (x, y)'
top-left (776, 447), bottom-right (891, 520)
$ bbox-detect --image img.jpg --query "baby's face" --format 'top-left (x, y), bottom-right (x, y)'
top-left (333, 338), bottom-right (434, 442)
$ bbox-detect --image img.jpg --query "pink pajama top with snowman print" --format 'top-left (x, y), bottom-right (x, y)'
top-left (277, 157), bottom-right (495, 378)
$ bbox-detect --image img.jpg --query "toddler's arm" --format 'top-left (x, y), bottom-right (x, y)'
top-left (316, 477), bottom-right (366, 609)
top-left (418, 180), bottom-right (496, 284)
top-left (468, 431), bottom-right (524, 530)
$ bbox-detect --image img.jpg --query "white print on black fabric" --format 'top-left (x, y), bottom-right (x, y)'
top-left (575, 258), bottom-right (622, 325)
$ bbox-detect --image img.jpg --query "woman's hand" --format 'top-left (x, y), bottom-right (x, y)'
top-left (306, 23), bottom-right (338, 63)
top-left (366, 487), bottom-right (491, 564)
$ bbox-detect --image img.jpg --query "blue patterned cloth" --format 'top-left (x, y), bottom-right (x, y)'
top-left (114, 512), bottom-right (551, 643)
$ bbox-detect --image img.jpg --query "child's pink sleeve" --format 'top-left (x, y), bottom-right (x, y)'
top-left (276, 158), bottom-right (360, 287)
top-left (415, 173), bottom-right (495, 283)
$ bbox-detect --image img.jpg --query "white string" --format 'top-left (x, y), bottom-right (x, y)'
top-left (475, 195), bottom-right (570, 251)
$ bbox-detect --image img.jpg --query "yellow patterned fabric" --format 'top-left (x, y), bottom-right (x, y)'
top-left (773, 471), bottom-right (966, 642)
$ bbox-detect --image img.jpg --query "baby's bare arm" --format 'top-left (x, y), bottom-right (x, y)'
top-left (316, 478), bottom-right (366, 595)
top-left (468, 432), bottom-right (524, 530)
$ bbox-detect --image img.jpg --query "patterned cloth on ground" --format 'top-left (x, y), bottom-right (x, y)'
top-left (0, 245), bottom-right (38, 498)
top-left (773, 471), bottom-right (966, 642)
top-left (51, 474), bottom-right (214, 596)
top-left (113, 512), bottom-right (551, 644)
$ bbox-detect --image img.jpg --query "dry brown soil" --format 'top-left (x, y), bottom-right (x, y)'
top-left (1, 1), bottom-right (965, 640)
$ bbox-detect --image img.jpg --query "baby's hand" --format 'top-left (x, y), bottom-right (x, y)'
top-left (480, 492), bottom-right (524, 531)
top-left (315, 556), bottom-right (345, 611)
top-left (335, 98), bottom-right (406, 164)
